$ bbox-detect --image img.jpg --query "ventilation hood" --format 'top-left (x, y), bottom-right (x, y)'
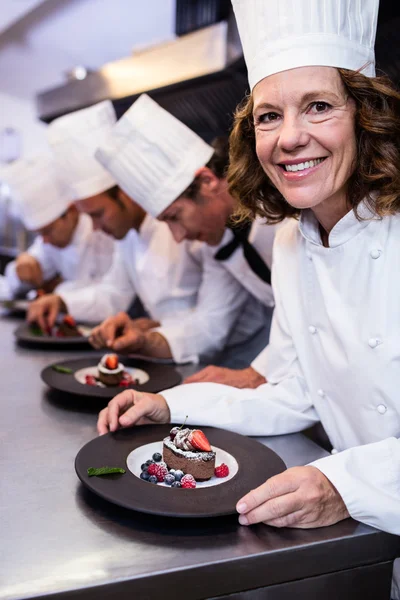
top-left (37, 14), bottom-right (248, 141)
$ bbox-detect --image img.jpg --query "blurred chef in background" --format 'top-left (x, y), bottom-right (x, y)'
top-left (2, 154), bottom-right (114, 298)
top-left (92, 94), bottom-right (277, 377)
top-left (28, 101), bottom-right (258, 364)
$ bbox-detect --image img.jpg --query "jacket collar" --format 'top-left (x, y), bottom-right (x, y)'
top-left (299, 200), bottom-right (378, 248)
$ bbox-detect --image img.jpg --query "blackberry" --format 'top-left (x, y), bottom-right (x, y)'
top-left (148, 475), bottom-right (158, 484)
top-left (152, 452), bottom-right (162, 462)
top-left (164, 473), bottom-right (175, 486)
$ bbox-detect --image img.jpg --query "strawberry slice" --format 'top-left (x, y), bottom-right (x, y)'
top-left (188, 429), bottom-right (211, 452)
top-left (105, 354), bottom-right (119, 370)
top-left (63, 314), bottom-right (76, 328)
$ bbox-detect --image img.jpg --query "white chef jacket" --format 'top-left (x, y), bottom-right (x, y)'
top-left (162, 202), bottom-right (400, 597)
top-left (214, 217), bottom-right (277, 308)
top-left (61, 215), bottom-right (261, 364)
top-left (4, 213), bottom-right (115, 296)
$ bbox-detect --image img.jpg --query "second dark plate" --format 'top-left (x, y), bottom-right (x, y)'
top-left (41, 356), bottom-right (182, 398)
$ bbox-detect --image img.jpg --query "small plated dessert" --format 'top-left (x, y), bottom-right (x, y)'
top-left (97, 354), bottom-right (125, 386)
top-left (163, 426), bottom-right (216, 481)
top-left (56, 315), bottom-right (82, 338)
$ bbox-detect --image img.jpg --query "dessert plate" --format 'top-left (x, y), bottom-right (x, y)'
top-left (14, 322), bottom-right (92, 346)
top-left (41, 356), bottom-right (182, 398)
top-left (75, 425), bottom-right (286, 518)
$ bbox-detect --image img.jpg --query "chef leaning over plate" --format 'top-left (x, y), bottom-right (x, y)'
top-left (92, 95), bottom-right (279, 365)
top-left (1, 154), bottom-right (114, 297)
top-left (28, 101), bottom-right (264, 364)
top-left (97, 0), bottom-right (400, 597)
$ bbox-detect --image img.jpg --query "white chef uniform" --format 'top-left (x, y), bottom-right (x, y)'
top-left (5, 213), bottom-right (114, 296)
top-left (1, 155), bottom-right (114, 297)
top-left (95, 94), bottom-right (276, 357)
top-left (47, 100), bottom-right (262, 364)
top-left (162, 205), bottom-right (400, 595)
top-left (60, 214), bottom-right (261, 363)
top-left (163, 0), bottom-right (400, 595)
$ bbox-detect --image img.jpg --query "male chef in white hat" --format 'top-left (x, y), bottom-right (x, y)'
top-left (28, 100), bottom-right (257, 363)
top-left (98, 1), bottom-right (400, 598)
top-left (91, 93), bottom-right (277, 379)
top-left (3, 154), bottom-right (114, 299)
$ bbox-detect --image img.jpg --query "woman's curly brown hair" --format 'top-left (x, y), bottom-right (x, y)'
top-left (228, 69), bottom-right (400, 223)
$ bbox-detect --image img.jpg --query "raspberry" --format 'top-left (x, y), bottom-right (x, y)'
top-left (153, 464), bottom-right (168, 482)
top-left (181, 474), bottom-right (196, 489)
top-left (118, 379), bottom-right (130, 387)
top-left (214, 464), bottom-right (229, 478)
top-left (85, 375), bottom-right (97, 386)
top-left (147, 463), bottom-right (158, 476)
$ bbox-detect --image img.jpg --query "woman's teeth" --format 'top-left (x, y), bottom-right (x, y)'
top-left (283, 158), bottom-right (325, 172)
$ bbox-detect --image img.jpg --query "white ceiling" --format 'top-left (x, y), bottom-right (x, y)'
top-left (0, 0), bottom-right (176, 100)
top-left (0, 0), bottom-right (46, 36)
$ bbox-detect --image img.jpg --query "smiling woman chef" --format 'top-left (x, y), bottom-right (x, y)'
top-left (97, 0), bottom-right (400, 597)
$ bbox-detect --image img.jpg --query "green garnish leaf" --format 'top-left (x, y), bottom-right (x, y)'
top-left (30, 325), bottom-right (43, 336)
top-left (87, 467), bottom-right (126, 477)
top-left (52, 365), bottom-right (73, 374)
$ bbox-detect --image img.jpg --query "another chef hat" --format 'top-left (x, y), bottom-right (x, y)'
top-left (95, 94), bottom-right (214, 218)
top-left (0, 154), bottom-right (72, 231)
top-left (47, 100), bottom-right (117, 200)
top-left (231, 0), bottom-right (379, 90)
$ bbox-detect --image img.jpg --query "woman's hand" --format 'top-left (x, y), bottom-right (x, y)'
top-left (97, 389), bottom-right (171, 435)
top-left (236, 466), bottom-right (349, 528)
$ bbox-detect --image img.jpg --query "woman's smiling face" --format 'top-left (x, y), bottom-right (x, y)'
top-left (252, 66), bottom-right (357, 212)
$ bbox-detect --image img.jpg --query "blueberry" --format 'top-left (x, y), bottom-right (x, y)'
top-left (140, 471), bottom-right (150, 481)
top-left (152, 453), bottom-right (162, 462)
top-left (169, 469), bottom-right (176, 476)
top-left (148, 475), bottom-right (158, 484)
top-left (145, 459), bottom-right (154, 466)
top-left (174, 470), bottom-right (184, 481)
top-left (141, 463), bottom-right (148, 471)
top-left (164, 473), bottom-right (175, 486)
top-left (171, 481), bottom-right (181, 488)
top-left (159, 461), bottom-right (167, 469)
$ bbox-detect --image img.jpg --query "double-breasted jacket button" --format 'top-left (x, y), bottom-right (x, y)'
top-left (370, 249), bottom-right (382, 259)
top-left (376, 404), bottom-right (387, 415)
top-left (308, 325), bottom-right (317, 334)
top-left (317, 389), bottom-right (325, 398)
top-left (368, 338), bottom-right (381, 348)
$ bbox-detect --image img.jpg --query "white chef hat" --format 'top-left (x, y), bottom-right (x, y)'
top-left (0, 154), bottom-right (72, 231)
top-left (95, 94), bottom-right (214, 218)
top-left (231, 0), bottom-right (379, 90)
top-left (47, 100), bottom-right (117, 201)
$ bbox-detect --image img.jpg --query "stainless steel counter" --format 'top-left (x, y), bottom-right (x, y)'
top-left (1, 316), bottom-right (399, 600)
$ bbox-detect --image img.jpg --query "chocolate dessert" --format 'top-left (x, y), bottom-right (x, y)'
top-left (97, 354), bottom-right (125, 386)
top-left (163, 426), bottom-right (216, 481)
top-left (56, 315), bottom-right (82, 338)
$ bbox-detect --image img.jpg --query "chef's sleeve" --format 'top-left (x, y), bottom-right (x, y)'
top-left (59, 244), bottom-right (134, 322)
top-left (251, 343), bottom-right (270, 378)
top-left (162, 265), bottom-right (319, 435)
top-left (4, 237), bottom-right (57, 295)
top-left (156, 250), bottom-right (251, 363)
top-left (310, 437), bottom-right (400, 535)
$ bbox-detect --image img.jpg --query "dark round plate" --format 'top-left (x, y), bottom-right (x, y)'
top-left (75, 425), bottom-right (286, 518)
top-left (41, 356), bottom-right (182, 398)
top-left (14, 322), bottom-right (92, 347)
